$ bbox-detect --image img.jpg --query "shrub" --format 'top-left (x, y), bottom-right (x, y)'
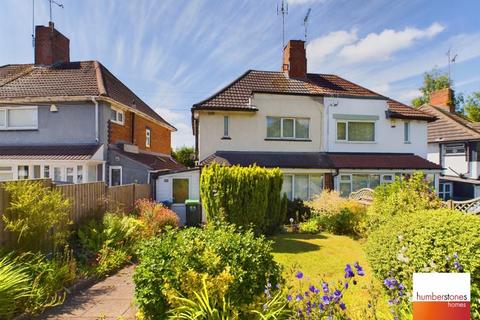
top-left (0, 255), bottom-right (31, 318)
top-left (134, 223), bottom-right (283, 319)
top-left (365, 209), bottom-right (480, 313)
top-left (307, 191), bottom-right (366, 236)
top-left (286, 198), bottom-right (312, 223)
top-left (200, 164), bottom-right (284, 234)
top-left (77, 212), bottom-right (143, 275)
top-left (365, 172), bottom-right (441, 233)
top-left (2, 181), bottom-right (71, 252)
top-left (298, 218), bottom-right (321, 234)
top-left (136, 199), bottom-right (180, 236)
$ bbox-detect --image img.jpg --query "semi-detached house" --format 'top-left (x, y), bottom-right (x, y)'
top-left (0, 23), bottom-right (184, 185)
top-left (191, 40), bottom-right (442, 199)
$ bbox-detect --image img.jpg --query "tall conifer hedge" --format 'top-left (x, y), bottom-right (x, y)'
top-left (200, 164), bottom-right (285, 234)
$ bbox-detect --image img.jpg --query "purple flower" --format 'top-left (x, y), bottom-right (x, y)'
top-left (333, 289), bottom-right (342, 300)
top-left (354, 262), bottom-right (365, 276)
top-left (295, 294), bottom-right (303, 301)
top-left (454, 261), bottom-right (463, 271)
top-left (319, 303), bottom-right (324, 310)
top-left (384, 278), bottom-right (398, 290)
top-left (344, 264), bottom-right (355, 278)
top-left (322, 281), bottom-right (329, 293)
top-left (339, 302), bottom-right (346, 310)
top-left (309, 285), bottom-right (316, 293)
top-left (453, 252), bottom-right (458, 259)
top-left (322, 295), bottom-right (330, 304)
top-left (286, 294), bottom-right (292, 302)
top-left (296, 271), bottom-right (304, 279)
top-left (344, 281), bottom-right (349, 289)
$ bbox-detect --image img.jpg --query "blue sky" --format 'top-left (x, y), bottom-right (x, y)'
top-left (2, 0), bottom-right (480, 148)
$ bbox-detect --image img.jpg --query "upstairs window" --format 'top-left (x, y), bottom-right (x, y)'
top-left (223, 116), bottom-right (229, 138)
top-left (445, 143), bottom-right (465, 155)
top-left (404, 122), bottom-right (411, 143)
top-left (111, 107), bottom-right (124, 125)
top-left (0, 106), bottom-right (38, 130)
top-left (336, 121), bottom-right (375, 142)
top-left (146, 128), bottom-right (151, 148)
top-left (266, 117), bottom-right (309, 139)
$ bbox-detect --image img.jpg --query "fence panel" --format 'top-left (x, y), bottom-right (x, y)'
top-left (0, 180), bottom-right (153, 244)
top-left (54, 182), bottom-right (107, 223)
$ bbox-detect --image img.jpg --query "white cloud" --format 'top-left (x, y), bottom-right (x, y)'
top-left (154, 107), bottom-right (183, 123)
top-left (307, 29), bottom-right (357, 69)
top-left (339, 23), bottom-right (445, 63)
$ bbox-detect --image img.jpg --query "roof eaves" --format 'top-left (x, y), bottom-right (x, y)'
top-left (429, 105), bottom-right (480, 137)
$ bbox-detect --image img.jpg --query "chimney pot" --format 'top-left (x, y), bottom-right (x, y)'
top-left (34, 23), bottom-right (70, 66)
top-left (282, 40), bottom-right (307, 78)
top-left (429, 88), bottom-right (455, 113)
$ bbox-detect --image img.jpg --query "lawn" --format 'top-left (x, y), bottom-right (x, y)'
top-left (271, 232), bottom-right (390, 318)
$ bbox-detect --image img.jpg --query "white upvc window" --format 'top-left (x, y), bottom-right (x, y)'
top-left (109, 166), bottom-right (122, 186)
top-left (0, 166), bottom-right (13, 181)
top-left (339, 173), bottom-right (395, 197)
top-left (445, 143), bottom-right (465, 155)
top-left (438, 182), bottom-right (452, 200)
top-left (281, 174), bottom-right (324, 200)
top-left (77, 165), bottom-right (84, 183)
top-left (336, 120), bottom-right (375, 142)
top-left (266, 117), bottom-right (310, 140)
top-left (0, 106), bottom-right (38, 130)
top-left (404, 121), bottom-right (411, 143)
top-left (146, 128), bottom-right (151, 148)
top-left (223, 116), bottom-right (229, 138)
top-left (111, 107), bottom-right (124, 125)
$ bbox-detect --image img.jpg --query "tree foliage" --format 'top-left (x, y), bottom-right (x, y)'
top-left (464, 91), bottom-right (480, 122)
top-left (200, 163), bottom-right (285, 234)
top-left (172, 146), bottom-right (195, 168)
top-left (411, 67), bottom-right (463, 109)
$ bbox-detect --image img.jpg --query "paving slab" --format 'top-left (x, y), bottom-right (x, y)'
top-left (40, 265), bottom-right (136, 320)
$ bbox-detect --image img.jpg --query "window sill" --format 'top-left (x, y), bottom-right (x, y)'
top-left (404, 141), bottom-right (411, 144)
top-left (221, 136), bottom-right (231, 140)
top-left (0, 128), bottom-right (39, 131)
top-left (110, 120), bottom-right (124, 126)
top-left (265, 138), bottom-right (312, 142)
top-left (335, 140), bottom-right (377, 144)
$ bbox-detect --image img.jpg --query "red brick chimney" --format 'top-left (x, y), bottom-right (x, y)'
top-left (429, 88), bottom-right (455, 113)
top-left (282, 40), bottom-right (307, 78)
top-left (34, 22), bottom-right (70, 66)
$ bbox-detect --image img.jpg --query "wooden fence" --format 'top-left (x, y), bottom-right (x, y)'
top-left (0, 180), bottom-right (152, 245)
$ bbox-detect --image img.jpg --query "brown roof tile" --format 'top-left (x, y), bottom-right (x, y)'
top-left (200, 151), bottom-right (441, 170)
top-left (0, 61), bottom-right (173, 129)
top-left (0, 144), bottom-right (101, 160)
top-left (420, 105), bottom-right (480, 143)
top-left (193, 70), bottom-right (434, 121)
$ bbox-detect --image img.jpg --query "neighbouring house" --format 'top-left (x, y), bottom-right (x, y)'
top-left (0, 22), bottom-right (184, 186)
top-left (190, 40), bottom-right (442, 200)
top-left (421, 88), bottom-right (480, 200)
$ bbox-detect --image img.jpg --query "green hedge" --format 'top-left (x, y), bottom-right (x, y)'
top-left (200, 164), bottom-right (285, 233)
top-left (133, 224), bottom-right (283, 319)
top-left (365, 209), bottom-right (480, 313)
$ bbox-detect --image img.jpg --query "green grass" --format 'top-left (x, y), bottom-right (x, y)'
top-left (270, 232), bottom-right (390, 319)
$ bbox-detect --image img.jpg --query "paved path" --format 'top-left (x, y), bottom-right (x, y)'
top-left (40, 265), bottom-right (136, 320)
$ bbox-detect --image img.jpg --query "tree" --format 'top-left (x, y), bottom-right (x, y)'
top-left (172, 146), bottom-right (195, 168)
top-left (464, 91), bottom-right (480, 122)
top-left (411, 67), bottom-right (451, 108)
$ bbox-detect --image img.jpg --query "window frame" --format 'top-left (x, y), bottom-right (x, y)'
top-left (336, 120), bottom-right (375, 143)
top-left (172, 178), bottom-right (190, 204)
top-left (0, 106), bottom-right (38, 130)
top-left (266, 116), bottom-right (310, 140)
top-left (444, 143), bottom-right (465, 155)
top-left (404, 121), bottom-right (411, 144)
top-left (111, 107), bottom-right (125, 125)
top-left (438, 182), bottom-right (453, 200)
top-left (109, 166), bottom-right (123, 186)
top-left (145, 128), bottom-right (151, 148)
top-left (0, 166), bottom-right (13, 181)
top-left (339, 173), bottom-right (396, 197)
top-left (223, 115), bottom-right (229, 138)
top-left (282, 173), bottom-right (324, 200)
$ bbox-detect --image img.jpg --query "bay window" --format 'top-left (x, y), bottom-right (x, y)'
top-left (0, 106), bottom-right (38, 130)
top-left (266, 117), bottom-right (310, 140)
top-left (336, 121), bottom-right (375, 142)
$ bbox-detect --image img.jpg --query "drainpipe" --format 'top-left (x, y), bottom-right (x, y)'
top-left (91, 97), bottom-right (99, 142)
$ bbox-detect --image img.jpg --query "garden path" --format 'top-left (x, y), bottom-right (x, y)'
top-left (40, 265), bottom-right (136, 320)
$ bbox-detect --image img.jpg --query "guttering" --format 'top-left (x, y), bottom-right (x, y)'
top-left (91, 96), bottom-right (99, 142)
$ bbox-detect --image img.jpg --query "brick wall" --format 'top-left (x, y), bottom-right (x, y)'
top-left (109, 110), bottom-right (171, 154)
